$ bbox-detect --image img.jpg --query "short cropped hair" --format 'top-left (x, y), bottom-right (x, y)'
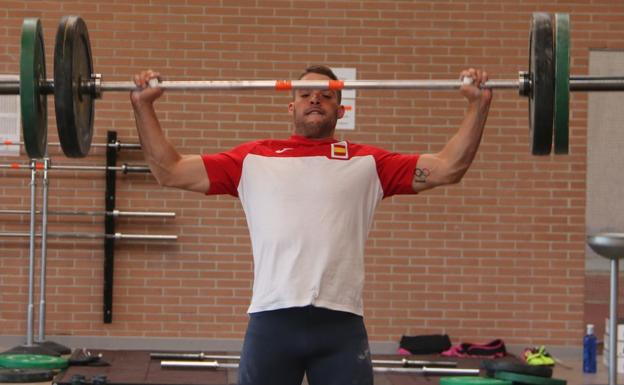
top-left (296, 65), bottom-right (342, 104)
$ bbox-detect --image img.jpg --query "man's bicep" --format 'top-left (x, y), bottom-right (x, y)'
top-left (411, 154), bottom-right (449, 193)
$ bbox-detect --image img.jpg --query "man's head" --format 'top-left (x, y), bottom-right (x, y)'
top-left (288, 65), bottom-right (345, 139)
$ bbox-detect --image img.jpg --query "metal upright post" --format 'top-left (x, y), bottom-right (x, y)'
top-left (35, 158), bottom-right (70, 354)
top-left (26, 159), bottom-right (37, 347)
top-left (104, 131), bottom-right (117, 323)
top-left (3, 160), bottom-right (56, 355)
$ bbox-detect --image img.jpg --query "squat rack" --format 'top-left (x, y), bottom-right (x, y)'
top-left (1, 131), bottom-right (176, 356)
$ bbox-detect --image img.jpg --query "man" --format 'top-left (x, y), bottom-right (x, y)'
top-left (131, 65), bottom-right (492, 385)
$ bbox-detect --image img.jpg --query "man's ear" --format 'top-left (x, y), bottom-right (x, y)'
top-left (337, 105), bottom-right (346, 119)
top-left (288, 102), bottom-right (294, 114)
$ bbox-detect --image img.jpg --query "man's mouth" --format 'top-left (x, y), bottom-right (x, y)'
top-left (305, 108), bottom-right (324, 116)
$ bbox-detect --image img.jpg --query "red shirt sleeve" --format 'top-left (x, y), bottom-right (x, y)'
top-left (371, 147), bottom-right (419, 198)
top-left (201, 142), bottom-right (256, 196)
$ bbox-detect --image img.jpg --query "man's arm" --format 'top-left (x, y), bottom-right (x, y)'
top-left (412, 68), bottom-right (492, 193)
top-left (130, 70), bottom-right (209, 194)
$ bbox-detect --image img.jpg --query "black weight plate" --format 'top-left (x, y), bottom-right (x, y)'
top-left (54, 16), bottom-right (94, 158)
top-left (20, 18), bottom-right (47, 159)
top-left (529, 12), bottom-right (554, 155)
top-left (481, 360), bottom-right (553, 378)
top-left (0, 368), bottom-right (54, 383)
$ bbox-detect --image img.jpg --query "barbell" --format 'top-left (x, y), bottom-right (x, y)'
top-left (2, 13), bottom-right (624, 159)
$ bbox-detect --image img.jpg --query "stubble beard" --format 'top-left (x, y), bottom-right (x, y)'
top-left (293, 109), bottom-right (338, 139)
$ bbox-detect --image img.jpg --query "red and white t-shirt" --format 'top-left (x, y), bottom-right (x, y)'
top-left (201, 135), bottom-right (419, 315)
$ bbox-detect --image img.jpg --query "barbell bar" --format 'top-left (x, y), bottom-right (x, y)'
top-left (0, 209), bottom-right (175, 218)
top-left (0, 139), bottom-right (142, 150)
top-left (5, 13), bottom-right (622, 159)
top-left (0, 161), bottom-right (150, 173)
top-left (149, 352), bottom-right (458, 368)
top-left (4, 75), bottom-right (622, 94)
top-left (0, 231), bottom-right (177, 241)
top-left (159, 360), bottom-right (480, 375)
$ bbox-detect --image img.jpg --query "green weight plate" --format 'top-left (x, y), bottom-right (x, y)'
top-left (554, 13), bottom-right (570, 155)
top-left (0, 368), bottom-right (54, 383)
top-left (440, 377), bottom-right (512, 385)
top-left (495, 371), bottom-right (566, 385)
top-left (20, 18), bottom-right (48, 159)
top-left (529, 12), bottom-right (554, 155)
top-left (54, 16), bottom-right (94, 158)
top-left (0, 354), bottom-right (68, 370)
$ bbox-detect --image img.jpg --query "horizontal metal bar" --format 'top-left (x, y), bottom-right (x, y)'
top-left (373, 366), bottom-right (479, 375)
top-left (3, 75), bottom-right (624, 95)
top-left (372, 358), bottom-right (457, 367)
top-left (569, 76), bottom-right (624, 91)
top-left (160, 360), bottom-right (478, 375)
top-left (49, 164), bottom-right (150, 173)
top-left (101, 79), bottom-right (520, 91)
top-left (0, 162), bottom-right (150, 173)
top-left (4, 76), bottom-right (624, 96)
top-left (0, 232), bottom-right (177, 240)
top-left (0, 209), bottom-right (175, 218)
top-left (151, 353), bottom-right (240, 361)
top-left (0, 140), bottom-right (142, 150)
top-left (0, 81), bottom-right (19, 95)
top-left (150, 352), bottom-right (456, 367)
top-left (162, 360), bottom-right (239, 370)
top-left (0, 80), bottom-right (54, 95)
top-left (3, 78), bottom-right (521, 94)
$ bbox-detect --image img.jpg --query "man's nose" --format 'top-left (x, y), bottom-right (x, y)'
top-left (309, 92), bottom-right (321, 104)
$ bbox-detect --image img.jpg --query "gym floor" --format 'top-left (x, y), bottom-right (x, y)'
top-left (0, 346), bottom-right (618, 385)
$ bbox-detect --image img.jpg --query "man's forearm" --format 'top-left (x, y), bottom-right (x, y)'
top-left (437, 101), bottom-right (489, 182)
top-left (133, 103), bottom-right (182, 186)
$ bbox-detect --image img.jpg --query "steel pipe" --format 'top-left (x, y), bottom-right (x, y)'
top-left (98, 79), bottom-right (521, 91)
top-left (159, 360), bottom-right (479, 375)
top-left (1, 140), bottom-right (141, 150)
top-left (0, 232), bottom-right (177, 241)
top-left (569, 76), bottom-right (624, 91)
top-left (4, 75), bottom-right (624, 95)
top-left (0, 162), bottom-right (150, 173)
top-left (150, 352), bottom-right (457, 368)
top-left (0, 209), bottom-right (175, 218)
top-left (25, 160), bottom-right (37, 347)
top-left (4, 76), bottom-right (624, 96)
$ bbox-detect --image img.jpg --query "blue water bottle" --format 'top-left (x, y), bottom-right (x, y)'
top-left (583, 323), bottom-right (597, 373)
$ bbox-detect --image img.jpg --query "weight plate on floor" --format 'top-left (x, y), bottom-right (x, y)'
top-left (495, 371), bottom-right (566, 385)
top-left (0, 354), bottom-right (68, 370)
top-left (481, 359), bottom-right (553, 378)
top-left (553, 13), bottom-right (570, 155)
top-left (54, 16), bottom-right (95, 158)
top-left (0, 368), bottom-right (54, 383)
top-left (20, 18), bottom-right (47, 159)
top-left (440, 377), bottom-right (512, 385)
top-left (529, 12), bottom-right (554, 155)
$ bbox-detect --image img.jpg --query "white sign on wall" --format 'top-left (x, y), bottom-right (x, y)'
top-left (0, 75), bottom-right (21, 157)
top-left (332, 68), bottom-right (356, 130)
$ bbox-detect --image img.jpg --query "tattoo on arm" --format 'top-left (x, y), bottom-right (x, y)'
top-left (413, 167), bottom-right (430, 183)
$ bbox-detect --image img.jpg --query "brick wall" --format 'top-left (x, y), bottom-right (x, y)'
top-left (0, 0), bottom-right (621, 347)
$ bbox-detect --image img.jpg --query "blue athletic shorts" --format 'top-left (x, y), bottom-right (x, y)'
top-left (238, 305), bottom-right (373, 385)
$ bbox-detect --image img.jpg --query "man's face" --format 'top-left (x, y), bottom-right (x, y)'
top-left (288, 72), bottom-right (345, 139)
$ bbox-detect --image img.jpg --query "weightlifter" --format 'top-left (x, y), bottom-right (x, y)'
top-left (130, 65), bottom-right (492, 385)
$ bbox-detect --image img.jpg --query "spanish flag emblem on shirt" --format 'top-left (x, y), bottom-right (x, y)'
top-left (331, 141), bottom-right (348, 159)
